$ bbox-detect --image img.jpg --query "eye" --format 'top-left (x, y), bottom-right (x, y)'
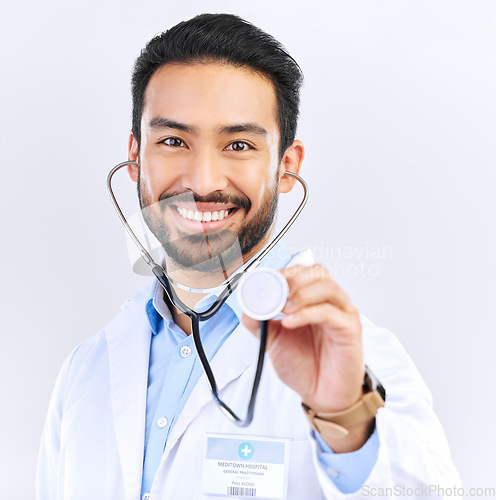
top-left (225, 141), bottom-right (252, 152)
top-left (160, 137), bottom-right (186, 148)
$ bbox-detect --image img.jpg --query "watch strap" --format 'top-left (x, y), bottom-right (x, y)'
top-left (302, 389), bottom-right (385, 439)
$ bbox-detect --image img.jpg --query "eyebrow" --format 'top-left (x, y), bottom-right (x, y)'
top-left (218, 123), bottom-right (268, 136)
top-left (148, 117), bottom-right (197, 134)
top-left (148, 117), bottom-right (267, 137)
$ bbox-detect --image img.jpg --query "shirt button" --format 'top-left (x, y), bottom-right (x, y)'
top-left (156, 417), bottom-right (168, 428)
top-left (180, 346), bottom-right (192, 358)
top-left (326, 467), bottom-right (339, 477)
top-left (142, 494), bottom-right (150, 500)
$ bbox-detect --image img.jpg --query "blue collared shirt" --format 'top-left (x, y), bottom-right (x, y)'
top-left (141, 245), bottom-right (378, 496)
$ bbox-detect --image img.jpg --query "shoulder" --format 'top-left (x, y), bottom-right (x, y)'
top-left (62, 278), bottom-right (156, 384)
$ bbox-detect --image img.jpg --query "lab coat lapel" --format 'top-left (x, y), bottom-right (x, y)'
top-left (105, 291), bottom-right (152, 500)
top-left (163, 324), bottom-right (259, 456)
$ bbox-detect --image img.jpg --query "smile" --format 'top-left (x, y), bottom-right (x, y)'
top-left (175, 207), bottom-right (235, 222)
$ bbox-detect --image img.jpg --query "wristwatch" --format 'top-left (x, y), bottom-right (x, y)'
top-left (302, 365), bottom-right (386, 439)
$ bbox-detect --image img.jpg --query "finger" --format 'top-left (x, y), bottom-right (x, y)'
top-left (280, 264), bottom-right (332, 290)
top-left (284, 279), bottom-right (356, 315)
top-left (281, 265), bottom-right (355, 314)
top-left (281, 302), bottom-right (360, 338)
top-left (281, 265), bottom-right (346, 304)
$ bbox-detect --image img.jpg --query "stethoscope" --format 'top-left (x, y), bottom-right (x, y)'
top-left (107, 160), bottom-right (308, 426)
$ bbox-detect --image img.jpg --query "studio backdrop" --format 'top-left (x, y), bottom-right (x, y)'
top-left (1, 1), bottom-right (495, 498)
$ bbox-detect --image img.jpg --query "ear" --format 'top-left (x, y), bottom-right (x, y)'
top-left (278, 140), bottom-right (304, 194)
top-left (127, 132), bottom-right (139, 182)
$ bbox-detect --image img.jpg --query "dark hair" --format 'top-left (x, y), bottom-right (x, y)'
top-left (131, 13), bottom-right (303, 159)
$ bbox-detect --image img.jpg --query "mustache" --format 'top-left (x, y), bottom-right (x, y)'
top-left (158, 190), bottom-right (251, 211)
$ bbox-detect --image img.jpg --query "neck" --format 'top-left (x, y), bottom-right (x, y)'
top-left (161, 258), bottom-right (234, 336)
top-left (162, 233), bottom-right (273, 335)
top-left (161, 288), bottom-right (200, 336)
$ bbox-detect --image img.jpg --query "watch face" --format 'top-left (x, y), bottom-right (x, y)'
top-left (364, 365), bottom-right (386, 401)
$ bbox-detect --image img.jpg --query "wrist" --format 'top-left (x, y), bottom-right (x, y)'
top-left (302, 365), bottom-right (385, 452)
top-left (319, 415), bottom-right (376, 453)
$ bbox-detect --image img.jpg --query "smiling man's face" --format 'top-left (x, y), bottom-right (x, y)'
top-left (128, 62), bottom-right (297, 273)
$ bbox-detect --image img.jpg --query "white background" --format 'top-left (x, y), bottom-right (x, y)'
top-left (1, 1), bottom-right (495, 498)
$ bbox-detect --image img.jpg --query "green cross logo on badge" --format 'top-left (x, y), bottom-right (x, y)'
top-left (238, 441), bottom-right (254, 460)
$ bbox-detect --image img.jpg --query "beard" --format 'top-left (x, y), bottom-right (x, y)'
top-left (137, 175), bottom-right (279, 273)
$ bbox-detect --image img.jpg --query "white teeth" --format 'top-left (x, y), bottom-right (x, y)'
top-left (176, 207), bottom-right (231, 222)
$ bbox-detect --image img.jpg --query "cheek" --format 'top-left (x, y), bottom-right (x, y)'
top-left (139, 161), bottom-right (175, 203)
top-left (138, 141), bottom-right (170, 201)
top-left (249, 162), bottom-right (280, 208)
top-left (241, 176), bottom-right (274, 212)
top-left (236, 149), bottom-right (279, 209)
top-left (139, 170), bottom-right (157, 203)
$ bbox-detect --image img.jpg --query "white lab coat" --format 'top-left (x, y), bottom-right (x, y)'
top-left (37, 251), bottom-right (461, 499)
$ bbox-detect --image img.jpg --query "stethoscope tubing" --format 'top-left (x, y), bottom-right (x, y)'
top-left (107, 160), bottom-right (308, 426)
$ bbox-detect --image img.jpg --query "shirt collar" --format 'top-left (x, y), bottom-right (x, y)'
top-left (145, 241), bottom-right (295, 332)
top-left (146, 280), bottom-right (173, 336)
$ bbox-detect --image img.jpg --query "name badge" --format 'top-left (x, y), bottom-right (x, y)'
top-left (202, 433), bottom-right (290, 498)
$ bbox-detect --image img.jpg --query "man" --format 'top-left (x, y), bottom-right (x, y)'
top-left (38, 13), bottom-right (461, 499)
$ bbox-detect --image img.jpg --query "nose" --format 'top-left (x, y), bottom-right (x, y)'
top-left (181, 148), bottom-right (228, 196)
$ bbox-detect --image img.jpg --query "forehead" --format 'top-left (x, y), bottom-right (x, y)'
top-left (141, 62), bottom-right (278, 132)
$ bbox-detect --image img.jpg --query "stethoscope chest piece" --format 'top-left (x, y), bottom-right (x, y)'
top-left (238, 267), bottom-right (289, 321)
